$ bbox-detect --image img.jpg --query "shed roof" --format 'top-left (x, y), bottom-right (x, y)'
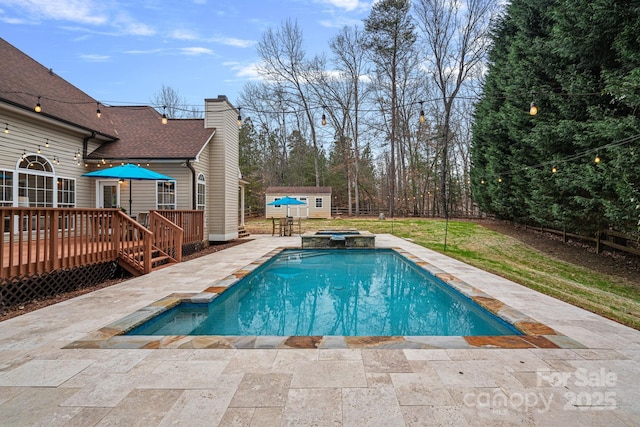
top-left (266, 186), bottom-right (332, 194)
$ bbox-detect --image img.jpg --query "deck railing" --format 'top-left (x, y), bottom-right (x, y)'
top-left (149, 211), bottom-right (183, 264)
top-left (2, 208), bottom-right (121, 278)
top-left (153, 210), bottom-right (204, 246)
top-left (0, 208), bottom-right (206, 279)
top-left (1, 208), bottom-right (158, 278)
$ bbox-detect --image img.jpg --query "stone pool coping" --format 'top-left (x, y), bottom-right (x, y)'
top-left (65, 247), bottom-right (587, 351)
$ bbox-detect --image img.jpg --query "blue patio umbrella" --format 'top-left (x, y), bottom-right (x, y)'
top-left (83, 163), bottom-right (174, 214)
top-left (267, 196), bottom-right (306, 217)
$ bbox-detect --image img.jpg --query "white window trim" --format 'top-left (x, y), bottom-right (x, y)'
top-left (156, 180), bottom-right (177, 210)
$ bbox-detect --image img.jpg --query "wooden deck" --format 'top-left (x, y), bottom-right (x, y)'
top-left (1, 208), bottom-right (204, 279)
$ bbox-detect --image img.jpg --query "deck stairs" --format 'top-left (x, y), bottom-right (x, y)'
top-left (118, 245), bottom-right (178, 276)
top-left (238, 226), bottom-right (250, 238)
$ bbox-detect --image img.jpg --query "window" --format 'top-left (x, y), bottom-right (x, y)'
top-left (0, 170), bottom-right (13, 206)
top-left (18, 155), bottom-right (55, 207)
top-left (315, 197), bottom-right (323, 208)
top-left (157, 180), bottom-right (176, 210)
top-left (196, 173), bottom-right (206, 211)
top-left (57, 178), bottom-right (76, 208)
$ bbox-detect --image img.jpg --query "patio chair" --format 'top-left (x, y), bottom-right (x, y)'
top-left (278, 217), bottom-right (290, 236)
top-left (137, 212), bottom-right (149, 228)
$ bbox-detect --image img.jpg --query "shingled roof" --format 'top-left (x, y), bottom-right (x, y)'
top-left (1, 38), bottom-right (215, 161)
top-left (266, 186), bottom-right (332, 194)
top-left (88, 106), bottom-right (214, 160)
top-left (0, 38), bottom-right (118, 139)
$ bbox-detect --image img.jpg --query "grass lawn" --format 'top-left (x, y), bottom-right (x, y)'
top-left (245, 217), bottom-right (640, 330)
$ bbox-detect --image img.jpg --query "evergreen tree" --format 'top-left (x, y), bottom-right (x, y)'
top-left (471, 0), bottom-right (640, 234)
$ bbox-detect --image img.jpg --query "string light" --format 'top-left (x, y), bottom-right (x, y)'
top-left (595, 153), bottom-right (601, 163)
top-left (45, 138), bottom-right (49, 148)
top-left (34, 96), bottom-right (42, 113)
top-left (4, 123), bottom-right (8, 134)
top-left (552, 166), bottom-right (557, 173)
top-left (529, 91), bottom-right (538, 116)
top-left (96, 102), bottom-right (101, 118)
top-left (321, 105), bottom-right (327, 126)
top-left (161, 105), bottom-right (168, 125)
top-left (37, 145), bottom-right (41, 154)
top-left (419, 101), bottom-right (425, 123)
top-left (237, 107), bottom-right (242, 127)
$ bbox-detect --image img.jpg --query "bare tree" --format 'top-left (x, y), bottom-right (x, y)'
top-left (413, 0), bottom-right (498, 217)
top-left (256, 19), bottom-right (323, 186)
top-left (322, 25), bottom-right (371, 216)
top-left (363, 0), bottom-right (417, 217)
top-left (151, 85), bottom-right (190, 118)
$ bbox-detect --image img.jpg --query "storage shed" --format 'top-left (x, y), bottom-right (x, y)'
top-left (265, 186), bottom-right (332, 219)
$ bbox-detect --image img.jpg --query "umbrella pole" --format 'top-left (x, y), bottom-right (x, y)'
top-left (129, 179), bottom-right (132, 215)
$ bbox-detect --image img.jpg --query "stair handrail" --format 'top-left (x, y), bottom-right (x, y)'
top-left (149, 211), bottom-right (183, 264)
top-left (116, 211), bottom-right (153, 274)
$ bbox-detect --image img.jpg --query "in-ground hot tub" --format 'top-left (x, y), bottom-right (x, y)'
top-left (301, 229), bottom-right (375, 248)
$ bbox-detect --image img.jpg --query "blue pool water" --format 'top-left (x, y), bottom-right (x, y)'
top-left (127, 249), bottom-right (520, 337)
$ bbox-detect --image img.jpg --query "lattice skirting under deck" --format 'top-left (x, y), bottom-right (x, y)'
top-left (0, 262), bottom-right (120, 310)
top-left (182, 241), bottom-right (207, 257)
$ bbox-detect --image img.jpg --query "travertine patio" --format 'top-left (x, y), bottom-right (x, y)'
top-left (0, 234), bottom-right (638, 426)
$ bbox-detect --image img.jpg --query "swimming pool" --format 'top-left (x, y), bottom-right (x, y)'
top-left (127, 249), bottom-right (520, 337)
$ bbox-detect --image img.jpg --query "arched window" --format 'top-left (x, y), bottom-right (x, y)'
top-left (14, 154), bottom-right (75, 207)
top-left (196, 173), bottom-right (206, 211)
top-left (18, 154), bottom-right (55, 207)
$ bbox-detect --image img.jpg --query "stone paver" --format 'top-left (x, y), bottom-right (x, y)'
top-left (0, 234), bottom-right (638, 425)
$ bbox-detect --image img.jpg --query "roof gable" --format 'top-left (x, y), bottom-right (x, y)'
top-left (88, 106), bottom-right (215, 160)
top-left (0, 38), bottom-right (118, 138)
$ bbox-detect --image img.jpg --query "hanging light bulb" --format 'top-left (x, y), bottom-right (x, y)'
top-left (419, 101), bottom-right (425, 123)
top-left (595, 153), bottom-right (601, 164)
top-left (22, 149), bottom-right (26, 159)
top-left (498, 177), bottom-right (503, 183)
top-left (37, 145), bottom-right (41, 154)
top-left (45, 138), bottom-right (49, 148)
top-left (96, 102), bottom-right (102, 118)
top-left (529, 91), bottom-right (538, 115)
top-left (35, 96), bottom-right (42, 113)
top-left (481, 179), bottom-right (485, 184)
top-left (321, 105), bottom-right (327, 126)
top-left (237, 107), bottom-right (242, 127)
top-left (3, 123), bottom-right (8, 134)
top-left (552, 166), bottom-right (557, 173)
top-left (161, 105), bottom-right (168, 124)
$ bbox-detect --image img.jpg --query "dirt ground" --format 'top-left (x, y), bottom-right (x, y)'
top-left (478, 220), bottom-right (640, 283)
top-left (1, 222), bottom-right (638, 322)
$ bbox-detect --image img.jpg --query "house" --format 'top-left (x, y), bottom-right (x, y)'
top-left (265, 186), bottom-right (332, 219)
top-left (0, 37), bottom-right (242, 242)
